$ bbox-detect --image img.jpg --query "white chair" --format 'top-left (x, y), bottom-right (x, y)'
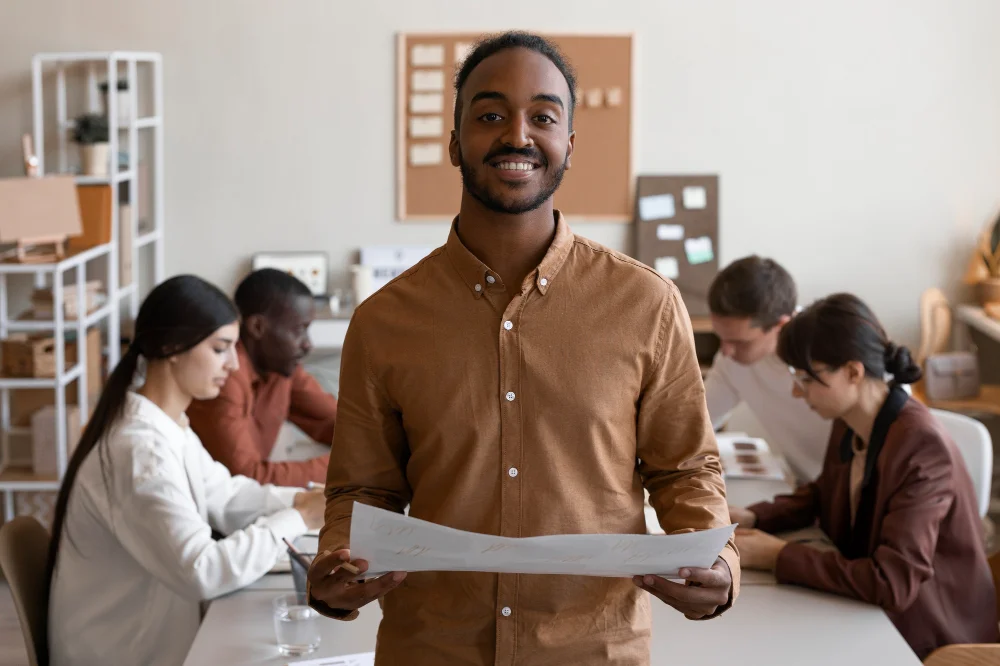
top-left (930, 408), bottom-right (993, 518)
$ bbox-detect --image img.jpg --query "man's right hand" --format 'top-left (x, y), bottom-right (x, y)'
top-left (293, 490), bottom-right (326, 530)
top-left (728, 505), bottom-right (757, 528)
top-left (307, 549), bottom-right (406, 613)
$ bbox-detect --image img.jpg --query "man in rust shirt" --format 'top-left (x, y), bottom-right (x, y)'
top-left (188, 269), bottom-right (337, 487)
top-left (307, 32), bottom-right (739, 665)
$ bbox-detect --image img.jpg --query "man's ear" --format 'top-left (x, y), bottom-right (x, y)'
top-left (243, 313), bottom-right (268, 341)
top-left (449, 129), bottom-right (461, 167)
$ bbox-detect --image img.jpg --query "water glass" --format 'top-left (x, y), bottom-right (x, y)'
top-left (273, 593), bottom-right (321, 657)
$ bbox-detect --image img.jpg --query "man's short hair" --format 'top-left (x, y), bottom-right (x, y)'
top-left (234, 268), bottom-right (312, 319)
top-left (707, 256), bottom-right (797, 329)
top-left (453, 31), bottom-right (577, 132)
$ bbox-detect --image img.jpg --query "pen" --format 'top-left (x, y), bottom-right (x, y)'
top-left (283, 537), bottom-right (360, 576)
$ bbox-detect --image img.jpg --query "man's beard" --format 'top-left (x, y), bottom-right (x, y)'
top-left (459, 148), bottom-right (568, 215)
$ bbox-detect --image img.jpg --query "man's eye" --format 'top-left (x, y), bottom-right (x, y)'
top-left (480, 113), bottom-right (502, 122)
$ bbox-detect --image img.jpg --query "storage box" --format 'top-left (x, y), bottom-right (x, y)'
top-left (69, 184), bottom-right (112, 251)
top-left (1, 327), bottom-right (101, 379)
top-left (30, 280), bottom-right (103, 319)
top-left (14, 491), bottom-right (56, 529)
top-left (31, 404), bottom-right (81, 476)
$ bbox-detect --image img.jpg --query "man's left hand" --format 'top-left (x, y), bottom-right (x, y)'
top-left (734, 528), bottom-right (787, 571)
top-left (634, 557), bottom-right (731, 620)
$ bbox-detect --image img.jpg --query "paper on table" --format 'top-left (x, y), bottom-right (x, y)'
top-left (638, 194), bottom-right (675, 221)
top-left (350, 503), bottom-right (735, 579)
top-left (286, 651), bottom-right (374, 666)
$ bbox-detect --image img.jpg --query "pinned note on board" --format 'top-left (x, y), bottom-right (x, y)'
top-left (411, 70), bottom-right (445, 92)
top-left (410, 93), bottom-right (444, 114)
top-left (683, 186), bottom-right (707, 210)
top-left (410, 44), bottom-right (445, 67)
top-left (409, 143), bottom-right (443, 166)
top-left (409, 116), bottom-right (444, 138)
top-left (654, 257), bottom-right (680, 279)
top-left (455, 42), bottom-right (473, 65)
top-left (638, 194), bottom-right (676, 221)
top-left (656, 224), bottom-right (684, 241)
top-left (684, 236), bottom-right (714, 265)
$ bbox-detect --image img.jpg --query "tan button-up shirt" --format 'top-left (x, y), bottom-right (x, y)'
top-left (317, 213), bottom-right (739, 665)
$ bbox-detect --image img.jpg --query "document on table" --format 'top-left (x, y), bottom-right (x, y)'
top-left (286, 652), bottom-right (373, 666)
top-left (350, 503), bottom-right (735, 578)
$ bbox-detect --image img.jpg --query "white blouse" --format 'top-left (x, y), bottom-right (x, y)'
top-left (49, 392), bottom-right (308, 666)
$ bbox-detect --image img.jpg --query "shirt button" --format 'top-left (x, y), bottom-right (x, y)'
top-left (505, 391), bottom-right (515, 402)
top-left (503, 320), bottom-right (513, 331)
top-left (540, 278), bottom-right (548, 286)
top-left (474, 284), bottom-right (482, 292)
top-left (486, 275), bottom-right (496, 284)
top-left (508, 467), bottom-right (518, 478)
top-left (501, 606), bottom-right (512, 617)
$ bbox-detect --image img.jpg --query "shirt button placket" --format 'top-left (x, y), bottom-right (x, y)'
top-left (497, 297), bottom-right (522, 664)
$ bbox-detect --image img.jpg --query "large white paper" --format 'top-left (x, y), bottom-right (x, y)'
top-left (350, 503), bottom-right (735, 579)
top-left (638, 194), bottom-right (675, 221)
top-left (716, 433), bottom-right (786, 481)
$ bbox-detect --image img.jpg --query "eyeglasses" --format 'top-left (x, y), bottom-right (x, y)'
top-left (787, 366), bottom-right (834, 391)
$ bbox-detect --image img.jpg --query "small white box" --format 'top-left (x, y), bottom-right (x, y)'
top-left (31, 404), bottom-right (81, 476)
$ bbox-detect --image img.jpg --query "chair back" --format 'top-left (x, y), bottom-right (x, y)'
top-left (0, 516), bottom-right (50, 666)
top-left (929, 409), bottom-right (993, 518)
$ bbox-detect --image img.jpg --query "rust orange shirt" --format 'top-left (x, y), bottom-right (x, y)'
top-left (317, 213), bottom-right (739, 665)
top-left (187, 342), bottom-right (337, 487)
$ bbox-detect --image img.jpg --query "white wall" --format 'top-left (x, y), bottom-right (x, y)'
top-left (2, 0), bottom-right (1000, 346)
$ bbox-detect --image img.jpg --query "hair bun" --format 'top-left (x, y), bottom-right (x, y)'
top-left (884, 342), bottom-right (922, 385)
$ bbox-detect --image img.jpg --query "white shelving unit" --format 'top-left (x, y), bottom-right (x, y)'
top-left (0, 52), bottom-right (165, 520)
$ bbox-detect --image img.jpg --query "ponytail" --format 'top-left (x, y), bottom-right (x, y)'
top-left (883, 342), bottom-right (922, 386)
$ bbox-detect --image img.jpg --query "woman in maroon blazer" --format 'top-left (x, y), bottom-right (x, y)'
top-left (732, 293), bottom-right (998, 659)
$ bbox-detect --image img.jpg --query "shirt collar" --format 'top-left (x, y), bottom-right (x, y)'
top-left (839, 385), bottom-right (909, 485)
top-left (127, 391), bottom-right (190, 436)
top-left (444, 210), bottom-right (574, 298)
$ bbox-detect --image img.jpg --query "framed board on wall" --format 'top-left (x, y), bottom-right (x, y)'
top-left (633, 175), bottom-right (720, 318)
top-left (396, 32), bottom-right (633, 222)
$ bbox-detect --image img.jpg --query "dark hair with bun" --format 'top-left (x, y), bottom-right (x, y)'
top-left (777, 293), bottom-right (922, 386)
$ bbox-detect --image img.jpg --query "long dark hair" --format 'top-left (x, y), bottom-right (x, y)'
top-left (45, 276), bottom-right (238, 616)
top-left (777, 292), bottom-right (922, 386)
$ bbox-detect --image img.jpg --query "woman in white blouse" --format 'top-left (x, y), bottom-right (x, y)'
top-left (47, 275), bottom-right (326, 666)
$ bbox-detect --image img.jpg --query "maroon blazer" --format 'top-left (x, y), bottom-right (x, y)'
top-left (749, 387), bottom-right (999, 659)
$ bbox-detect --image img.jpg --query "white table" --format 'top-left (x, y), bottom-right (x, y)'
top-left (184, 475), bottom-right (919, 666)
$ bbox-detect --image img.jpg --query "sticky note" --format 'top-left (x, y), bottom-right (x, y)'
top-left (684, 236), bottom-right (715, 265)
top-left (455, 42), bottom-right (473, 65)
top-left (605, 87), bottom-right (623, 108)
top-left (409, 116), bottom-right (444, 138)
top-left (656, 224), bottom-right (684, 241)
top-left (410, 93), bottom-right (444, 114)
top-left (638, 194), bottom-right (675, 221)
top-left (654, 257), bottom-right (680, 279)
top-left (409, 143), bottom-right (443, 166)
top-left (683, 186), bottom-right (707, 210)
top-left (411, 70), bottom-right (445, 92)
top-left (411, 44), bottom-right (445, 67)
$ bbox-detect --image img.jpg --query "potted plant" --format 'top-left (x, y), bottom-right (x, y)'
top-left (72, 113), bottom-right (110, 176)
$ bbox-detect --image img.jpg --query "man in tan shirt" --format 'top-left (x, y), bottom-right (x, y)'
top-left (307, 31), bottom-right (739, 665)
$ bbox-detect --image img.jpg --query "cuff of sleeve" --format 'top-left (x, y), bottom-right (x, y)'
top-left (774, 542), bottom-right (811, 586)
top-left (261, 507), bottom-right (309, 543)
top-left (307, 582), bottom-right (359, 621)
top-left (692, 541), bottom-right (740, 621)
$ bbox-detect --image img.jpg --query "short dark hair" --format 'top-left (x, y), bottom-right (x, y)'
top-left (234, 268), bottom-right (312, 319)
top-left (777, 293), bottom-right (922, 386)
top-left (453, 31), bottom-right (577, 132)
top-left (708, 255), bottom-right (797, 329)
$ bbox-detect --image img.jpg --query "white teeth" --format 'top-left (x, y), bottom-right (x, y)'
top-left (495, 162), bottom-right (536, 171)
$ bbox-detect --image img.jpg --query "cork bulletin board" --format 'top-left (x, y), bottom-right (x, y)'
top-left (633, 175), bottom-right (720, 318)
top-left (396, 32), bottom-right (633, 222)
